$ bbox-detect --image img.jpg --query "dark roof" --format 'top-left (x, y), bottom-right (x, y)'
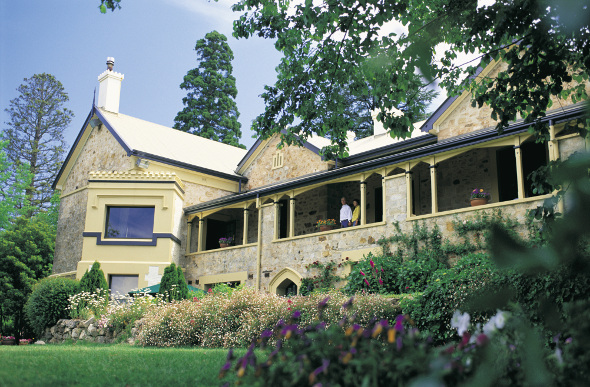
top-left (185, 102), bottom-right (587, 215)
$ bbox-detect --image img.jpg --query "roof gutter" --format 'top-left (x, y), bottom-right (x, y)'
top-left (184, 104), bottom-right (587, 215)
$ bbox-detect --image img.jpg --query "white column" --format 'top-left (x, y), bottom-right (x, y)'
top-left (274, 201), bottom-right (280, 240)
top-left (289, 196), bottom-right (296, 238)
top-left (186, 220), bottom-right (192, 254)
top-left (515, 144), bottom-right (525, 200)
top-left (360, 181), bottom-right (367, 225)
top-left (405, 168), bottom-right (413, 217)
top-left (430, 160), bottom-right (438, 214)
top-left (243, 208), bottom-right (249, 245)
top-left (197, 218), bottom-right (204, 252)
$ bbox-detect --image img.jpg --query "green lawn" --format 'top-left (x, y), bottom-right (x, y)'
top-left (0, 342), bottom-right (242, 386)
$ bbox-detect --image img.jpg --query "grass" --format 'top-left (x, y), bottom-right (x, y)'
top-left (0, 342), bottom-right (244, 386)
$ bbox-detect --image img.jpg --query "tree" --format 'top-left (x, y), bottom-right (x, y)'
top-left (232, 0), bottom-right (589, 156)
top-left (176, 265), bottom-right (189, 300)
top-left (0, 217), bottom-right (55, 338)
top-left (79, 261), bottom-right (108, 294)
top-left (159, 263), bottom-right (179, 302)
top-left (3, 73), bottom-right (73, 217)
top-left (174, 31), bottom-right (245, 149)
top-left (0, 140), bottom-right (33, 230)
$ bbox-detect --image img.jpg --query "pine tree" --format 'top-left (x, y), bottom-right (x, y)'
top-left (79, 261), bottom-right (108, 294)
top-left (174, 31), bottom-right (245, 149)
top-left (3, 74), bottom-right (73, 217)
top-left (176, 265), bottom-right (189, 300)
top-left (158, 263), bottom-right (179, 302)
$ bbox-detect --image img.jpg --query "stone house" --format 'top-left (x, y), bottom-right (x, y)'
top-left (51, 58), bottom-right (589, 295)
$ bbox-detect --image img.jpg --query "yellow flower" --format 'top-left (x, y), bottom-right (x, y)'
top-left (387, 328), bottom-right (396, 343)
top-left (480, 189), bottom-right (484, 192)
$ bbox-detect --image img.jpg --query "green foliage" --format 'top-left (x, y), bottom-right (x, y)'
top-left (300, 260), bottom-right (342, 296)
top-left (3, 73), bottom-right (72, 217)
top-left (232, 0), bottom-right (589, 155)
top-left (0, 140), bottom-right (34, 229)
top-left (158, 263), bottom-right (188, 301)
top-left (174, 31), bottom-right (245, 149)
top-left (24, 277), bottom-right (79, 337)
top-left (79, 261), bottom-right (108, 294)
top-left (176, 265), bottom-right (189, 300)
top-left (0, 217), bottom-right (55, 337)
top-left (98, 0), bottom-right (121, 13)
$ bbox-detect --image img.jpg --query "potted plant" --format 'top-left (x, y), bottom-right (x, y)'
top-left (316, 219), bottom-right (337, 232)
top-left (470, 188), bottom-right (491, 206)
top-left (19, 338), bottom-right (31, 346)
top-left (1, 336), bottom-right (16, 345)
top-left (219, 236), bottom-right (234, 248)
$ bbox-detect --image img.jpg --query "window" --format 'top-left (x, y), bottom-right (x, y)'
top-left (109, 274), bottom-right (139, 295)
top-left (272, 151), bottom-right (284, 169)
top-left (105, 206), bottom-right (155, 239)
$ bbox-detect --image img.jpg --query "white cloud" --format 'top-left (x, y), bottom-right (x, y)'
top-left (163, 0), bottom-right (237, 25)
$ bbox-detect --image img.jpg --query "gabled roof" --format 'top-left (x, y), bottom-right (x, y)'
top-left (53, 106), bottom-right (248, 189)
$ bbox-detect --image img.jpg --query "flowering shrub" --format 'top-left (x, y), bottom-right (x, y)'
top-left (218, 236), bottom-right (234, 245)
top-left (67, 290), bottom-right (109, 319)
top-left (300, 260), bottom-right (342, 295)
top-left (136, 287), bottom-right (400, 347)
top-left (470, 188), bottom-right (491, 200)
top-left (315, 219), bottom-right (337, 227)
top-left (219, 301), bottom-right (521, 386)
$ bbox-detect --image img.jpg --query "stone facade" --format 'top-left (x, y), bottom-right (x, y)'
top-left (182, 181), bottom-right (233, 208)
top-left (62, 126), bottom-right (130, 193)
top-left (242, 136), bottom-right (330, 190)
top-left (436, 61), bottom-right (590, 141)
top-left (53, 190), bottom-right (88, 273)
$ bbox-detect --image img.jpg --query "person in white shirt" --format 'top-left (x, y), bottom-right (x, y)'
top-left (340, 197), bottom-right (352, 228)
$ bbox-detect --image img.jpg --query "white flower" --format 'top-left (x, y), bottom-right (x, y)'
top-left (451, 310), bottom-right (470, 336)
top-left (494, 310), bottom-right (507, 329)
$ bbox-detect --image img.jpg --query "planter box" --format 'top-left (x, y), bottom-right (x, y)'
top-left (1, 339), bottom-right (15, 346)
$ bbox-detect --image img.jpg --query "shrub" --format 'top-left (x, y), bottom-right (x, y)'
top-left (24, 277), bottom-right (79, 336)
top-left (79, 261), bottom-right (108, 293)
top-left (137, 287), bottom-right (401, 348)
top-left (159, 263), bottom-right (188, 301)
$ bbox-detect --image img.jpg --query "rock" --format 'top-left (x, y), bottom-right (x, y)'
top-left (34, 340), bottom-right (46, 345)
top-left (72, 328), bottom-right (82, 339)
top-left (130, 328), bottom-right (137, 337)
top-left (88, 325), bottom-right (97, 337)
top-left (78, 321), bottom-right (87, 329)
top-left (127, 338), bottom-right (135, 345)
top-left (50, 326), bottom-right (57, 335)
top-left (66, 320), bottom-right (78, 329)
top-left (84, 317), bottom-right (96, 326)
top-left (79, 330), bottom-right (86, 340)
top-left (368, 236), bottom-right (375, 244)
top-left (359, 237), bottom-right (367, 244)
top-left (97, 336), bottom-right (106, 344)
top-left (49, 338), bottom-right (58, 344)
top-left (98, 328), bottom-right (105, 336)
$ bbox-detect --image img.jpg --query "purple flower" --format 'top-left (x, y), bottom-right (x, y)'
top-left (318, 297), bottom-right (330, 309)
top-left (221, 361), bottom-right (231, 371)
top-left (396, 336), bottom-right (403, 351)
top-left (226, 348), bottom-right (234, 361)
top-left (261, 330), bottom-right (273, 338)
top-left (394, 315), bottom-right (404, 332)
top-left (292, 310), bottom-right (301, 319)
top-left (565, 337), bottom-right (573, 344)
top-left (476, 334), bottom-right (488, 346)
top-left (342, 297), bottom-right (354, 309)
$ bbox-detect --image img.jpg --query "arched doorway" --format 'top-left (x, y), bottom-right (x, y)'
top-left (269, 267), bottom-right (302, 296)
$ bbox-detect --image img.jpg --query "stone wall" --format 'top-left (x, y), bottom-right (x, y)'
top-left (53, 190), bottom-right (88, 273)
top-left (436, 148), bottom-right (496, 212)
top-left (187, 172), bottom-right (551, 294)
top-left (62, 126), bottom-right (130, 193)
top-left (559, 135), bottom-right (586, 160)
top-left (43, 318), bottom-right (136, 345)
top-left (182, 181), bottom-right (233, 208)
top-left (293, 186), bottom-right (329, 236)
top-left (243, 136), bottom-right (330, 190)
top-left (436, 60), bottom-right (590, 141)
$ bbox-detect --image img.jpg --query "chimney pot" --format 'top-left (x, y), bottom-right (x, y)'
top-left (97, 57), bottom-right (124, 113)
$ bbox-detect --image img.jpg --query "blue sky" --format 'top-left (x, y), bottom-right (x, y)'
top-left (1, 1), bottom-right (449, 151)
top-left (0, 0), bottom-right (282, 149)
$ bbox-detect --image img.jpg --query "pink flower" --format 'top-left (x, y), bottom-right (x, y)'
top-left (378, 278), bottom-right (383, 285)
top-left (369, 260), bottom-right (375, 269)
top-left (364, 279), bottom-right (370, 287)
top-left (360, 270), bottom-right (365, 276)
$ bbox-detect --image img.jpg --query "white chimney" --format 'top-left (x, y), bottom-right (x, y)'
top-left (371, 107), bottom-right (404, 136)
top-left (97, 57), bottom-right (124, 113)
